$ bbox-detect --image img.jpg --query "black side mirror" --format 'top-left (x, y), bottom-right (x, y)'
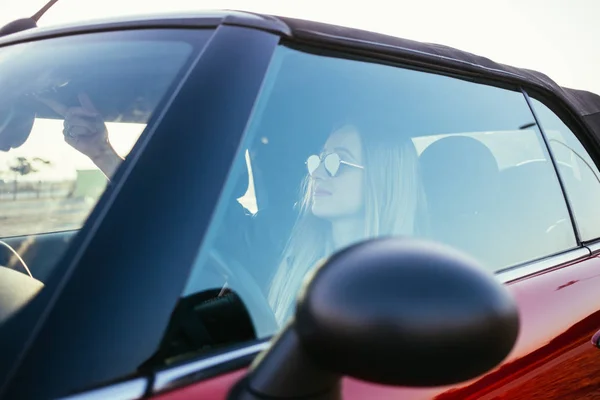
top-left (0, 106), bottom-right (36, 151)
top-left (229, 237), bottom-right (519, 399)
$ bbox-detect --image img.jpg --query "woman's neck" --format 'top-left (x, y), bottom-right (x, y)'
top-left (331, 216), bottom-right (365, 250)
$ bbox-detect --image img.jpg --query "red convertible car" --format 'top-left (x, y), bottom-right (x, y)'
top-left (0, 5), bottom-right (599, 400)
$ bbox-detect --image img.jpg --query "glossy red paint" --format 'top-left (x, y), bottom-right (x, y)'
top-left (155, 254), bottom-right (600, 400)
top-left (593, 329), bottom-right (600, 348)
top-left (150, 369), bottom-right (246, 400)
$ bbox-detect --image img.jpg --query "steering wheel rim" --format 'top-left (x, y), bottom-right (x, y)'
top-left (208, 249), bottom-right (279, 338)
top-left (0, 240), bottom-right (32, 278)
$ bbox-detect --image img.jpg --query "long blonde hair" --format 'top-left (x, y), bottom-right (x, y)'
top-left (268, 123), bottom-right (426, 324)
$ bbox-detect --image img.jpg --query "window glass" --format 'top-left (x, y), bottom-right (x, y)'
top-left (162, 47), bottom-right (578, 366)
top-left (0, 120), bottom-right (141, 237)
top-left (529, 97), bottom-right (600, 241)
top-left (0, 29), bottom-right (210, 281)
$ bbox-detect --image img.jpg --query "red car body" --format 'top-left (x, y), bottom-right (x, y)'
top-left (155, 253), bottom-right (600, 399)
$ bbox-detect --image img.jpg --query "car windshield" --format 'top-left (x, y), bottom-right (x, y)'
top-left (0, 28), bottom-right (211, 321)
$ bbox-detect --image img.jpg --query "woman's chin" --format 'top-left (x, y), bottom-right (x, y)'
top-left (311, 202), bottom-right (335, 219)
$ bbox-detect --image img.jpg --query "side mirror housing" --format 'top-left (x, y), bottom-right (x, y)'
top-left (230, 237), bottom-right (519, 399)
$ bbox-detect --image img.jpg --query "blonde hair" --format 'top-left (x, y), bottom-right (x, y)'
top-left (268, 123), bottom-right (426, 324)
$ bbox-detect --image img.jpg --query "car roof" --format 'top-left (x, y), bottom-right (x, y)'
top-left (2, 9), bottom-right (600, 141)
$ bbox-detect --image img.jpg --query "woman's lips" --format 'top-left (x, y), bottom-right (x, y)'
top-left (314, 187), bottom-right (332, 196)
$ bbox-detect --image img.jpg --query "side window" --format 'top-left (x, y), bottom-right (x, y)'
top-left (180, 47), bottom-right (579, 348)
top-left (0, 120), bottom-right (142, 237)
top-left (529, 97), bottom-right (600, 241)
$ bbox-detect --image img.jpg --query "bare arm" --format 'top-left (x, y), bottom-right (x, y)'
top-left (90, 150), bottom-right (124, 179)
top-left (37, 93), bottom-right (123, 178)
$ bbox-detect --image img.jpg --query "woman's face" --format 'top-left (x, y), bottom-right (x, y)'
top-left (310, 126), bottom-right (365, 220)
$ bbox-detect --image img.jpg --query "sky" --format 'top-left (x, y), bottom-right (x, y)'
top-left (0, 0), bottom-right (599, 179)
top-left (2, 0), bottom-right (599, 94)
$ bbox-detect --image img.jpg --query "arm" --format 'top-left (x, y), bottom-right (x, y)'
top-left (38, 93), bottom-right (124, 179)
top-left (90, 148), bottom-right (124, 179)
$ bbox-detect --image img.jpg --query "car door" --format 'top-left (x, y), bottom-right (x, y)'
top-left (138, 39), bottom-right (600, 400)
top-left (450, 95), bottom-right (600, 400)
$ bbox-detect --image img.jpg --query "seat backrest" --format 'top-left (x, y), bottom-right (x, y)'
top-left (419, 135), bottom-right (501, 266)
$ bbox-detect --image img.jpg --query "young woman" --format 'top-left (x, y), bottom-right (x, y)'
top-left (268, 123), bottom-right (428, 325)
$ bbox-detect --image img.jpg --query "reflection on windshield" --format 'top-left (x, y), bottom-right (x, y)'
top-left (0, 29), bottom-right (210, 342)
top-left (0, 29), bottom-right (201, 237)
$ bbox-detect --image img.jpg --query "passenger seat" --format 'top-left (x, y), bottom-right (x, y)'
top-left (419, 136), bottom-right (502, 270)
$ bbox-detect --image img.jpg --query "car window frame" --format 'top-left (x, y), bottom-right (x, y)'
top-left (228, 40), bottom-right (586, 272)
top-left (283, 26), bottom-right (600, 269)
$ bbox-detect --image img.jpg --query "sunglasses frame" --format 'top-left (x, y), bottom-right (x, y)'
top-left (306, 152), bottom-right (364, 177)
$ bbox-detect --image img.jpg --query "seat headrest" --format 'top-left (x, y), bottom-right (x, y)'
top-left (420, 135), bottom-right (498, 180)
top-left (419, 136), bottom-right (499, 211)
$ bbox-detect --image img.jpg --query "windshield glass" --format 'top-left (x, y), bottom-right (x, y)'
top-left (0, 28), bottom-right (211, 320)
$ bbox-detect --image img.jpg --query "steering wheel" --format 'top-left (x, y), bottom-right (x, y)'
top-left (0, 240), bottom-right (32, 278)
top-left (208, 249), bottom-right (279, 338)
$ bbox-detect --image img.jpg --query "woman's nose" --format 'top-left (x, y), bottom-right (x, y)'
top-left (312, 161), bottom-right (329, 180)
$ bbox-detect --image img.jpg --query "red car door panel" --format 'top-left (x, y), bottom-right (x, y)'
top-left (155, 252), bottom-right (600, 400)
top-left (151, 370), bottom-right (246, 400)
top-left (436, 253), bottom-right (600, 399)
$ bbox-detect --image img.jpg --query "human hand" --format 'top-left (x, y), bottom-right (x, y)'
top-left (37, 92), bottom-right (123, 177)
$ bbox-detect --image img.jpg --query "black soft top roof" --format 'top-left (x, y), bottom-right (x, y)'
top-left (275, 15), bottom-right (600, 141)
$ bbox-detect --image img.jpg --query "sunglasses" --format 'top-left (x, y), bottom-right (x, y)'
top-left (306, 152), bottom-right (364, 177)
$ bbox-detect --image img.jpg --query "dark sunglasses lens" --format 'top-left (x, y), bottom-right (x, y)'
top-left (307, 155), bottom-right (321, 176)
top-left (324, 153), bottom-right (341, 177)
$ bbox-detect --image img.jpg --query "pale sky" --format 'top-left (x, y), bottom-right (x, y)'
top-left (1, 0), bottom-right (599, 94)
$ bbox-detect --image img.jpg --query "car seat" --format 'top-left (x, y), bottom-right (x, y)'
top-left (419, 135), bottom-right (501, 270)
